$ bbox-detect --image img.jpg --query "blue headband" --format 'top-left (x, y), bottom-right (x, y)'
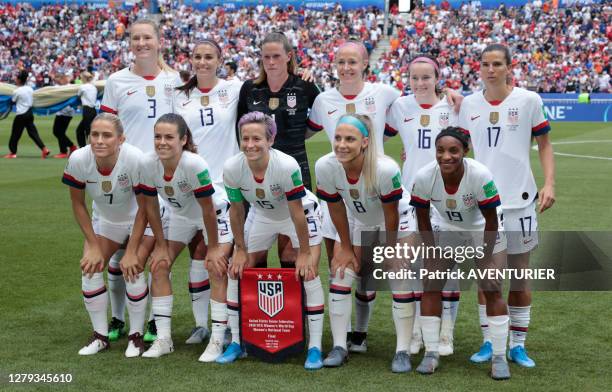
top-left (337, 115), bottom-right (369, 137)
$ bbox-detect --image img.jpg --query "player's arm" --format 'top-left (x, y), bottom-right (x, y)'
top-left (480, 206), bottom-right (499, 261)
top-left (228, 199), bottom-right (247, 279)
top-left (327, 200), bottom-right (359, 277)
top-left (121, 193), bottom-right (148, 282)
top-left (68, 187), bottom-right (104, 278)
top-left (197, 195), bottom-right (227, 278)
top-left (535, 132), bottom-right (555, 213)
top-left (288, 198), bottom-right (313, 280)
top-left (138, 183), bottom-right (170, 268)
top-left (382, 199), bottom-right (400, 246)
top-left (443, 88), bottom-right (464, 113)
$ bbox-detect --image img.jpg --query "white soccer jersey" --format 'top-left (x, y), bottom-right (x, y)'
top-left (315, 152), bottom-right (403, 226)
top-left (458, 87), bottom-right (551, 209)
top-left (12, 85), bottom-right (33, 115)
top-left (386, 95), bottom-right (458, 191)
top-left (308, 82), bottom-right (401, 151)
top-left (62, 143), bottom-right (143, 225)
top-left (223, 149), bottom-right (306, 221)
top-left (139, 151), bottom-right (215, 222)
top-left (174, 79), bottom-right (242, 189)
top-left (101, 68), bottom-right (181, 152)
top-left (79, 83), bottom-right (98, 107)
top-left (410, 158), bottom-right (501, 231)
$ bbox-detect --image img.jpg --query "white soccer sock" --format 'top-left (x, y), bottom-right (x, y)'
top-left (147, 272), bottom-right (155, 322)
top-left (488, 315), bottom-right (509, 356)
top-left (329, 270), bottom-right (355, 349)
top-left (392, 292), bottom-right (415, 352)
top-left (188, 259), bottom-right (211, 328)
top-left (509, 305), bottom-right (531, 348)
top-left (227, 277), bottom-right (240, 344)
top-left (441, 290), bottom-right (460, 335)
top-left (354, 279), bottom-right (376, 333)
top-left (479, 304), bottom-right (491, 343)
top-left (82, 273), bottom-right (109, 336)
top-left (125, 272), bottom-right (148, 335)
top-left (107, 250), bottom-right (126, 321)
top-left (304, 276), bottom-right (324, 350)
top-left (152, 295), bottom-right (173, 340)
top-left (210, 299), bottom-right (228, 342)
top-left (420, 316), bottom-right (441, 353)
top-left (412, 294), bottom-right (422, 337)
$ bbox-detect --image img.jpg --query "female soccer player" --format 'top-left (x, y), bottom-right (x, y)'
top-left (101, 18), bottom-right (181, 342)
top-left (138, 113), bottom-right (226, 359)
top-left (315, 114), bottom-right (411, 371)
top-left (386, 55), bottom-right (460, 357)
top-left (52, 72), bottom-right (77, 158)
top-left (62, 113), bottom-right (159, 358)
top-left (174, 39), bottom-right (242, 359)
top-left (218, 112), bottom-right (325, 370)
top-left (75, 71), bottom-right (98, 147)
top-left (5, 70), bottom-right (49, 159)
top-left (410, 127), bottom-right (510, 380)
top-left (459, 44), bottom-right (555, 368)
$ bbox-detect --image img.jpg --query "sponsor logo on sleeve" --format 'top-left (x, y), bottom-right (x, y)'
top-left (483, 180), bottom-right (498, 198)
top-left (197, 169), bottom-right (211, 186)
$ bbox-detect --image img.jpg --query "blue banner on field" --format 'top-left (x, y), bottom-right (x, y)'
top-left (543, 103), bottom-right (612, 122)
top-left (183, 0), bottom-right (383, 10)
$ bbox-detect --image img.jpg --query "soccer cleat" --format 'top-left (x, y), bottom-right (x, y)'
top-left (185, 326), bottom-right (210, 344)
top-left (470, 341), bottom-right (493, 363)
top-left (53, 153), bottom-right (68, 159)
top-left (410, 332), bottom-right (423, 355)
top-left (439, 334), bottom-right (454, 356)
top-left (108, 317), bottom-right (127, 342)
top-left (391, 350), bottom-right (412, 373)
top-left (508, 346), bottom-right (536, 368)
top-left (348, 331), bottom-right (367, 353)
top-left (41, 147), bottom-right (50, 159)
top-left (216, 342), bottom-right (245, 364)
top-left (304, 347), bottom-right (324, 370)
top-left (3, 153), bottom-right (17, 159)
top-left (78, 332), bottom-right (109, 356)
top-left (199, 338), bottom-right (224, 362)
top-left (142, 337), bottom-right (174, 358)
top-left (125, 332), bottom-right (145, 358)
top-left (416, 351), bottom-right (440, 375)
top-left (323, 346), bottom-right (348, 367)
top-left (144, 320), bottom-right (157, 343)
top-left (491, 354), bottom-right (511, 380)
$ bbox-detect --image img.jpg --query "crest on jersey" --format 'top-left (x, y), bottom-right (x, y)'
top-left (446, 199), bottom-right (456, 210)
top-left (165, 186), bottom-right (175, 197)
top-left (462, 193), bottom-right (476, 208)
top-left (507, 108), bottom-right (519, 125)
top-left (101, 181), bottom-right (112, 193)
top-left (270, 184), bottom-right (283, 200)
top-left (164, 84), bottom-right (173, 97)
top-left (269, 97), bottom-right (279, 110)
top-left (420, 115), bottom-right (430, 127)
top-left (178, 180), bottom-right (192, 194)
top-left (439, 112), bottom-right (449, 127)
top-left (146, 86), bottom-right (155, 98)
top-left (200, 96), bottom-right (210, 107)
top-left (489, 112), bottom-right (499, 125)
top-left (287, 94), bottom-right (296, 109)
top-left (258, 280), bottom-right (284, 318)
top-left (350, 189), bottom-right (360, 200)
top-left (256, 188), bottom-right (265, 199)
top-left (117, 173), bottom-right (129, 189)
top-left (346, 103), bottom-right (356, 114)
top-left (218, 89), bottom-right (229, 103)
top-left (365, 97), bottom-right (376, 113)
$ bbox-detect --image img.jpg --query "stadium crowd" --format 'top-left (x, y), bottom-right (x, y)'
top-left (0, 1), bottom-right (609, 93)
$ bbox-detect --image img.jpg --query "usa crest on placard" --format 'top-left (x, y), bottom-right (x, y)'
top-left (258, 281), bottom-right (284, 318)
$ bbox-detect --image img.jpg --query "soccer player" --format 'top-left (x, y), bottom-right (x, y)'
top-left (459, 44), bottom-right (555, 368)
top-left (174, 39), bottom-right (242, 360)
top-left (138, 113), bottom-right (227, 358)
top-left (75, 71), bottom-right (98, 148)
top-left (5, 70), bottom-right (50, 159)
top-left (52, 71), bottom-right (77, 158)
top-left (410, 127), bottom-right (510, 380)
top-left (101, 18), bottom-right (181, 342)
top-left (307, 40), bottom-right (401, 352)
top-left (315, 114), bottom-right (410, 370)
top-left (62, 113), bottom-right (158, 357)
top-left (218, 112), bottom-right (325, 370)
top-left (386, 55), bottom-right (460, 357)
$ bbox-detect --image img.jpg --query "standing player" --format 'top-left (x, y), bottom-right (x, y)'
top-left (138, 114), bottom-right (227, 358)
top-left (385, 55), bottom-right (460, 357)
top-left (315, 114), bottom-right (411, 371)
top-left (62, 113), bottom-right (159, 357)
top-left (52, 72), bottom-right (77, 158)
top-left (459, 44), bottom-right (555, 368)
top-left (410, 127), bottom-right (510, 380)
top-left (174, 39), bottom-right (241, 360)
top-left (218, 112), bottom-right (325, 370)
top-left (5, 70), bottom-right (50, 159)
top-left (307, 41), bottom-right (401, 352)
top-left (75, 71), bottom-right (98, 148)
top-left (101, 18), bottom-right (181, 343)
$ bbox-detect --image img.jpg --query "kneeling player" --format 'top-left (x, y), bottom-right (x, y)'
top-left (410, 127), bottom-right (510, 380)
top-left (219, 112), bottom-right (325, 370)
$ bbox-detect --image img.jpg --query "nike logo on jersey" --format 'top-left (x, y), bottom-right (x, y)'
top-left (431, 198), bottom-right (441, 202)
top-left (471, 115), bottom-right (481, 120)
top-left (127, 90), bottom-right (137, 96)
top-left (182, 100), bottom-right (192, 106)
top-left (253, 101), bottom-right (262, 105)
top-left (240, 187), bottom-right (250, 192)
top-left (86, 180), bottom-right (97, 184)
top-left (404, 118), bottom-right (414, 122)
top-left (328, 109), bottom-right (338, 115)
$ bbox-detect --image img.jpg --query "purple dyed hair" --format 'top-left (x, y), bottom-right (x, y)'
top-left (237, 111), bottom-right (277, 141)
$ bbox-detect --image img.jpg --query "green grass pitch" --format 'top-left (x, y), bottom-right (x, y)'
top-left (0, 115), bottom-right (610, 391)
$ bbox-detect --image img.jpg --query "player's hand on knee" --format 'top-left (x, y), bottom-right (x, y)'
top-left (230, 247), bottom-right (248, 279)
top-left (331, 246), bottom-right (359, 279)
top-left (205, 245), bottom-right (228, 278)
top-left (150, 257), bottom-right (170, 274)
top-left (80, 246), bottom-right (104, 279)
top-left (295, 250), bottom-right (313, 280)
top-left (120, 251), bottom-right (140, 283)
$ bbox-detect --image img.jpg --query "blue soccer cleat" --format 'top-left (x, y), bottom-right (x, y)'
top-left (215, 342), bottom-right (244, 364)
top-left (304, 347), bottom-right (324, 370)
top-left (508, 346), bottom-right (536, 368)
top-left (470, 341), bottom-right (493, 363)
